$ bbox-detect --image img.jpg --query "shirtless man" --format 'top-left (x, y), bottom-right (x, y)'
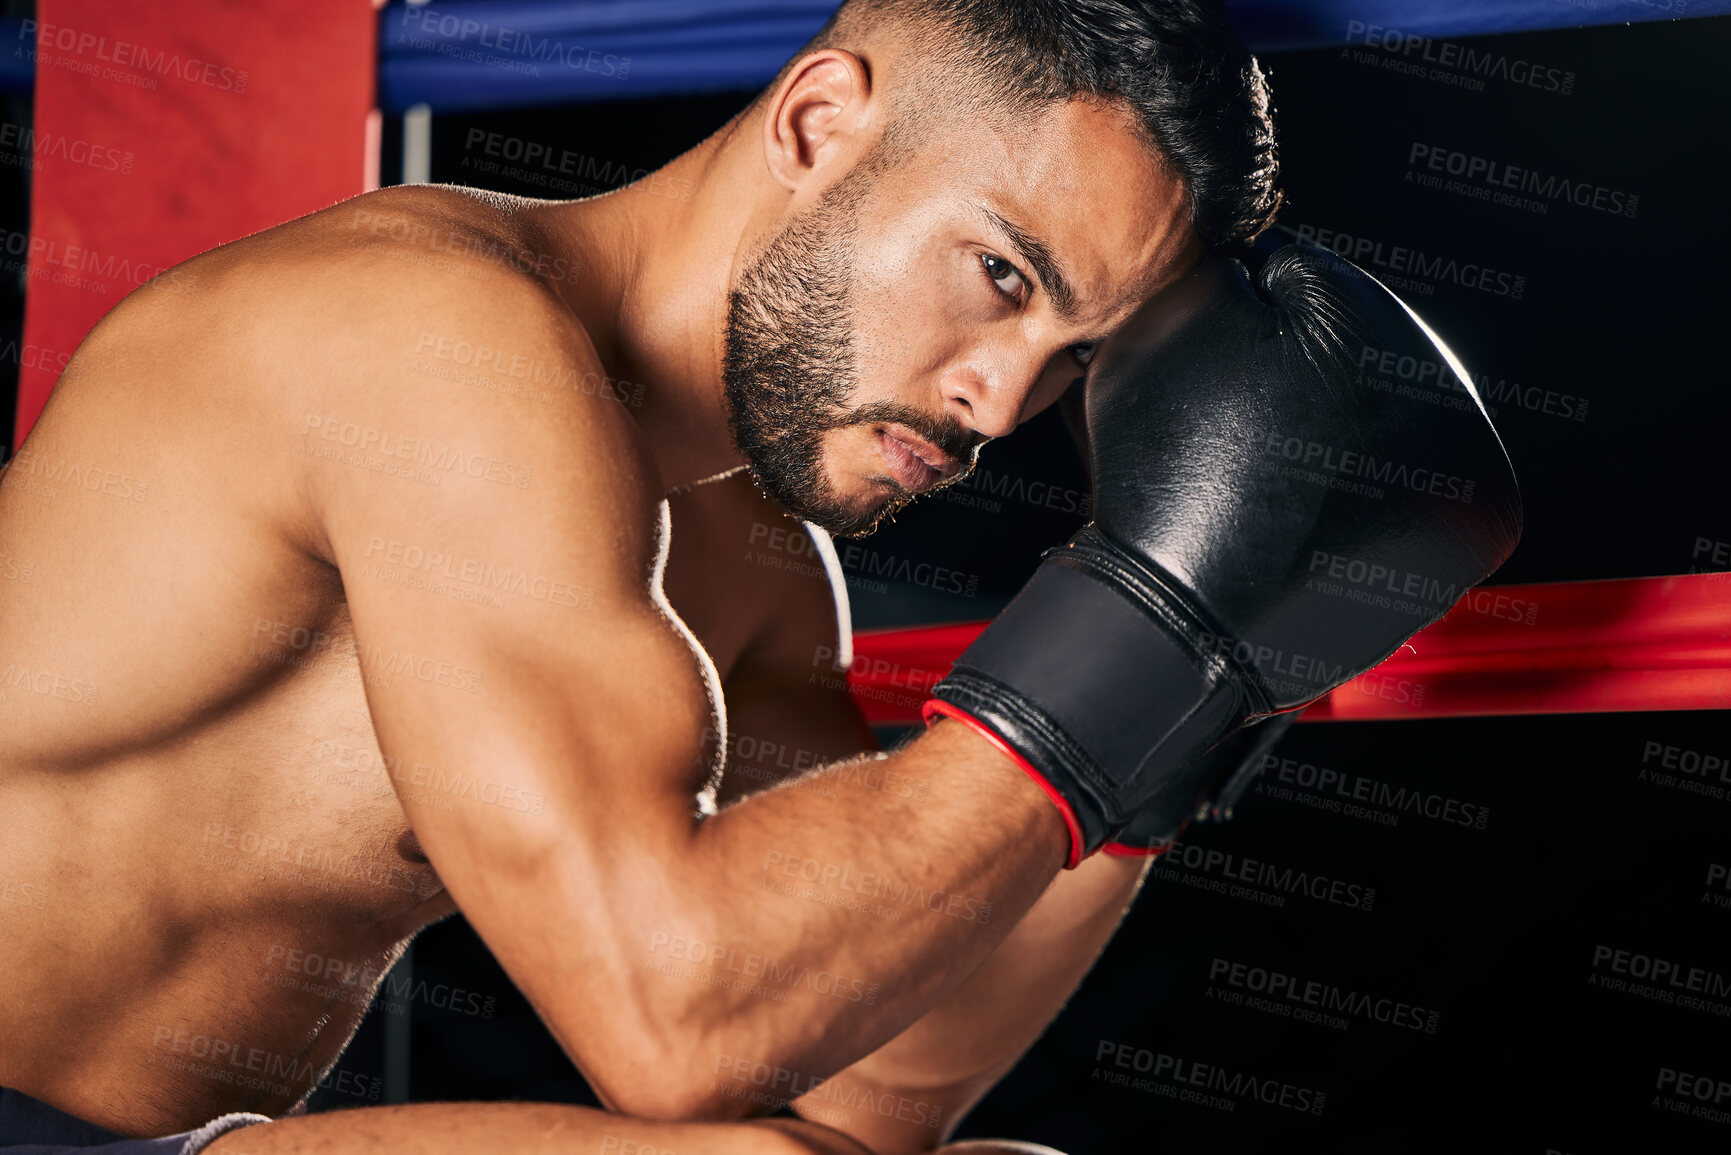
top-left (0, 1), bottom-right (1310, 1151)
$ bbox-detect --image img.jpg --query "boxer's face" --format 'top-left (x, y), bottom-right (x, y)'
top-left (724, 97), bottom-right (1196, 536)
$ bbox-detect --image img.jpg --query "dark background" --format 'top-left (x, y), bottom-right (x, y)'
top-left (7, 12), bottom-right (1730, 1154)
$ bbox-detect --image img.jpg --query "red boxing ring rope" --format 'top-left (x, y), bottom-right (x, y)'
top-left (846, 573), bottom-right (1731, 726)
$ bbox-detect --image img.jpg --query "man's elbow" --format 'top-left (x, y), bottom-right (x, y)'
top-left (589, 1033), bottom-right (764, 1123)
top-left (600, 1076), bottom-right (754, 1125)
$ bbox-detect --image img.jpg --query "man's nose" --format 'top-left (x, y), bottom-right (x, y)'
top-left (939, 365), bottom-right (1033, 440)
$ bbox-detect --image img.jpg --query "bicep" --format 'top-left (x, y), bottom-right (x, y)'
top-left (302, 284), bottom-right (725, 1067)
top-left (312, 369), bottom-right (720, 845)
top-left (330, 483), bottom-right (720, 868)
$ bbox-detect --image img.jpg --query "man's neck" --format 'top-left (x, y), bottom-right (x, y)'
top-left (531, 114), bottom-right (776, 495)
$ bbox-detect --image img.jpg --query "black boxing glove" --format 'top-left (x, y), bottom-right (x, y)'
top-left (924, 245), bottom-right (1522, 867)
top-left (1100, 711), bottom-right (1297, 858)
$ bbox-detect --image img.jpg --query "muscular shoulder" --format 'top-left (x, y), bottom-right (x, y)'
top-left (263, 185), bottom-right (584, 354)
top-left (279, 185), bottom-right (595, 389)
top-left (40, 185), bottom-right (649, 572)
top-left (77, 184), bottom-right (599, 420)
top-left (236, 187), bottom-right (661, 573)
top-left (302, 183), bottom-right (582, 289)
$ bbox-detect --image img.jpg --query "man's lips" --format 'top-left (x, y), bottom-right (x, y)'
top-left (876, 426), bottom-right (961, 494)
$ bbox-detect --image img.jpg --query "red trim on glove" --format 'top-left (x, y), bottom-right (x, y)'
top-left (1101, 840), bottom-right (1174, 859)
top-left (922, 698), bottom-right (1085, 870)
top-left (1101, 818), bottom-right (1190, 859)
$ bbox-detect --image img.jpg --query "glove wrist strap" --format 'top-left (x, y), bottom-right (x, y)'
top-left (930, 542), bottom-right (1246, 857)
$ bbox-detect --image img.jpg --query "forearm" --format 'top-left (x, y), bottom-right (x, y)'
top-left (562, 717), bottom-right (1070, 1117)
top-left (788, 854), bottom-right (1149, 1152)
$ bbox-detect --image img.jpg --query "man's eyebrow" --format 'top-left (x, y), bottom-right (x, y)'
top-left (975, 205), bottom-right (1079, 320)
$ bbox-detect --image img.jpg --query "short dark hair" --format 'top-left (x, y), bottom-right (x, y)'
top-left (799, 0), bottom-right (1282, 248)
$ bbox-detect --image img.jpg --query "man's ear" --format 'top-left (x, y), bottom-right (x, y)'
top-left (761, 49), bottom-right (876, 193)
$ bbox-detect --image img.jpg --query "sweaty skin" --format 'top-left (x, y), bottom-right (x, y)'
top-left (0, 28), bottom-right (1195, 1155)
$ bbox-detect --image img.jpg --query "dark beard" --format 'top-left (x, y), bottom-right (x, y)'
top-left (722, 163), bottom-right (973, 537)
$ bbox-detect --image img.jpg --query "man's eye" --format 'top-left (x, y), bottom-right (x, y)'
top-left (1069, 342), bottom-right (1099, 367)
top-left (980, 252), bottom-right (1026, 300)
